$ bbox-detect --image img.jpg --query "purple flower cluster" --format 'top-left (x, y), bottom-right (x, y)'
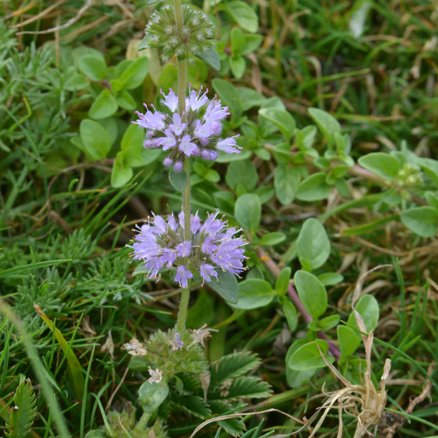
top-left (131, 212), bottom-right (246, 287)
top-left (134, 89), bottom-right (240, 171)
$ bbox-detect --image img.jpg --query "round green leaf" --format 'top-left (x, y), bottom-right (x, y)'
top-left (358, 152), bottom-right (401, 179)
top-left (111, 152), bottom-right (133, 188)
top-left (79, 119), bottom-right (112, 160)
top-left (89, 90), bottom-right (118, 119)
top-left (274, 166), bottom-right (300, 205)
top-left (293, 270), bottom-right (327, 319)
top-left (207, 271), bottom-right (239, 304)
top-left (259, 108), bottom-right (296, 141)
top-left (223, 1), bottom-right (258, 33)
top-left (296, 172), bottom-right (331, 201)
top-left (77, 54), bottom-right (107, 81)
top-left (401, 206), bottom-right (438, 237)
top-left (296, 218), bottom-right (330, 270)
top-left (337, 325), bottom-right (361, 360)
top-left (347, 294), bottom-right (379, 333)
top-left (232, 279), bottom-right (275, 310)
top-left (235, 194), bottom-right (261, 232)
top-left (138, 380), bottom-right (169, 414)
top-left (287, 339), bottom-right (329, 371)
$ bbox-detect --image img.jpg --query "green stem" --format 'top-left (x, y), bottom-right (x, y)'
top-left (174, 0), bottom-right (191, 332)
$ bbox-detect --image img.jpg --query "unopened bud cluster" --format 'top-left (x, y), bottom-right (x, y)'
top-left (140, 4), bottom-right (214, 61)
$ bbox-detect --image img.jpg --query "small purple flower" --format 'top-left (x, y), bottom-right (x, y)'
top-left (133, 88), bottom-right (241, 171)
top-left (131, 212), bottom-right (246, 287)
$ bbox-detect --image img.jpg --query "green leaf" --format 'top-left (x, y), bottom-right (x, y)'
top-left (226, 376), bottom-right (271, 399)
top-left (77, 54), bottom-right (107, 81)
top-left (225, 159), bottom-right (258, 192)
top-left (318, 272), bottom-right (343, 286)
top-left (208, 271), bottom-right (239, 304)
top-left (308, 108), bottom-right (341, 145)
top-left (211, 351), bottom-right (261, 383)
top-left (198, 48), bottom-right (221, 70)
top-left (282, 299), bottom-right (298, 332)
top-left (316, 314), bottom-right (340, 331)
top-left (230, 27), bottom-right (246, 56)
top-left (111, 152), bottom-right (133, 188)
top-left (241, 34), bottom-right (263, 54)
top-left (401, 206), bottom-right (438, 237)
top-left (358, 152), bottom-right (400, 179)
top-left (117, 90), bottom-right (137, 111)
top-left (169, 168), bottom-right (187, 192)
top-left (89, 90), bottom-right (118, 119)
top-left (287, 339), bottom-right (329, 371)
top-left (138, 380), bottom-right (169, 414)
top-left (119, 124), bottom-right (161, 168)
top-left (296, 172), bottom-right (331, 201)
top-left (294, 270), bottom-right (327, 319)
top-left (212, 79), bottom-right (242, 115)
top-left (232, 279), bottom-right (275, 310)
top-left (223, 1), bottom-right (258, 33)
top-left (118, 57), bottom-right (148, 90)
top-left (259, 108), bottom-right (296, 141)
top-left (230, 56), bottom-right (246, 79)
top-left (274, 166), bottom-right (300, 205)
top-left (347, 294), bottom-right (379, 333)
top-left (259, 232), bottom-right (286, 246)
top-left (296, 218), bottom-right (331, 270)
top-left (275, 267), bottom-right (291, 295)
top-left (6, 379), bottom-right (37, 438)
top-left (79, 119), bottom-right (112, 160)
top-left (235, 194), bottom-right (261, 232)
top-left (337, 325), bottom-right (361, 360)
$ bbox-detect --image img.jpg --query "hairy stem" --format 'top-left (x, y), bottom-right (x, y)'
top-left (257, 248), bottom-right (341, 360)
top-left (174, 0), bottom-right (191, 332)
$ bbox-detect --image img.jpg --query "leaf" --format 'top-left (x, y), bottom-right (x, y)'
top-left (259, 108), bottom-right (296, 141)
top-left (282, 299), bottom-right (298, 332)
top-left (274, 166), bottom-right (300, 205)
top-left (358, 152), bottom-right (400, 179)
top-left (230, 56), bottom-right (246, 79)
top-left (296, 218), bottom-right (331, 270)
top-left (208, 270), bottom-right (239, 304)
top-left (308, 108), bottom-right (341, 145)
top-left (121, 124), bottom-right (161, 168)
top-left (212, 79), bottom-right (242, 116)
top-left (35, 305), bottom-right (85, 399)
top-left (318, 272), bottom-right (343, 286)
top-left (118, 57), bottom-right (148, 90)
top-left (111, 152), bottom-right (133, 188)
top-left (79, 119), bottom-right (112, 160)
top-left (226, 376), bottom-right (271, 399)
top-left (89, 90), bottom-right (118, 119)
top-left (275, 267), bottom-right (291, 295)
top-left (347, 294), bottom-right (379, 333)
top-left (173, 395), bottom-right (211, 419)
top-left (225, 159), bottom-right (258, 191)
top-left (232, 279), bottom-right (275, 310)
top-left (6, 379), bottom-right (36, 438)
top-left (235, 194), bottom-right (261, 232)
top-left (223, 1), bottom-right (258, 33)
top-left (117, 90), bottom-right (137, 111)
top-left (169, 168), bottom-right (187, 192)
top-left (337, 325), bottom-right (361, 360)
top-left (293, 270), bottom-right (327, 319)
top-left (198, 48), bottom-right (221, 70)
top-left (296, 172), bottom-right (331, 201)
top-left (138, 380), bottom-right (169, 414)
top-left (77, 54), bottom-right (107, 81)
top-left (211, 351), bottom-right (261, 383)
top-left (230, 27), bottom-right (246, 56)
top-left (287, 339), bottom-right (329, 371)
top-left (259, 232), bottom-right (286, 247)
top-left (401, 206), bottom-right (438, 237)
